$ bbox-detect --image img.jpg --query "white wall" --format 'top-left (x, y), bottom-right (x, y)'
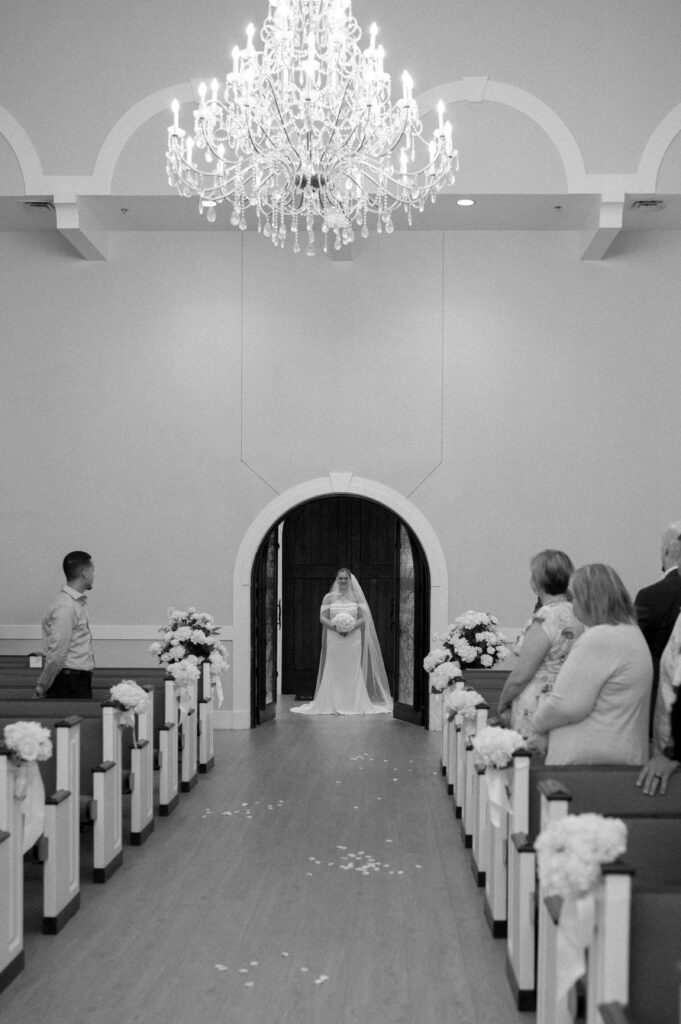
top-left (2, 227), bottom-right (680, 698)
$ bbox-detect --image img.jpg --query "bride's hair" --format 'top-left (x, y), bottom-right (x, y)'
top-left (335, 567), bottom-right (352, 579)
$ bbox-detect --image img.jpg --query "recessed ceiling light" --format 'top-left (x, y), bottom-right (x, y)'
top-left (456, 198), bottom-right (475, 207)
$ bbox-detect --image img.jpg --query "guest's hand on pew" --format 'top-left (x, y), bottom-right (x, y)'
top-left (523, 729), bottom-right (548, 757)
top-left (637, 752), bottom-right (679, 796)
top-left (496, 704), bottom-right (512, 726)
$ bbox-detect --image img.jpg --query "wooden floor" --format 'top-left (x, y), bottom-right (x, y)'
top-left (0, 697), bottom-right (535, 1024)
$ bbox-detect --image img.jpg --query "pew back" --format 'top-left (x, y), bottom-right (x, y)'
top-left (529, 765), bottom-right (681, 839)
top-left (627, 888), bottom-right (681, 1024)
top-left (0, 705), bottom-right (105, 793)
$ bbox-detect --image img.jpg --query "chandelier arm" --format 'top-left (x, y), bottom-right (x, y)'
top-left (259, 77), bottom-right (302, 159)
top-left (317, 78), bottom-right (354, 164)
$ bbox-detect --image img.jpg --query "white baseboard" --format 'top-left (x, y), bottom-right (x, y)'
top-left (214, 709), bottom-right (250, 730)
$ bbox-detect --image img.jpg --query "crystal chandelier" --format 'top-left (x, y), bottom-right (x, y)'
top-left (166, 0), bottom-right (457, 255)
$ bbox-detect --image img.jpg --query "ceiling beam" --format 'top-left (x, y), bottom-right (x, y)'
top-left (580, 197), bottom-right (624, 261)
top-left (54, 193), bottom-right (108, 260)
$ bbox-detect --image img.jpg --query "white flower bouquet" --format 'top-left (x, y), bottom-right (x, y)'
top-left (166, 659), bottom-right (200, 717)
top-left (4, 721), bottom-right (52, 763)
top-left (472, 725), bottom-right (525, 768)
top-left (444, 687), bottom-right (484, 720)
top-left (110, 680), bottom-right (151, 714)
top-left (441, 611), bottom-right (509, 669)
top-left (149, 606), bottom-right (229, 676)
top-left (423, 646), bottom-right (450, 674)
top-left (535, 813), bottom-right (628, 899)
top-left (430, 661), bottom-right (463, 692)
top-left (332, 611), bottom-right (356, 634)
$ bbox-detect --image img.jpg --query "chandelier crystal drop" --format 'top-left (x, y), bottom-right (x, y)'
top-left (166, 0), bottom-right (458, 255)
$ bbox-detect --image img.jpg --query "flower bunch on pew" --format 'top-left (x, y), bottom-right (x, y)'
top-left (472, 724), bottom-right (525, 769)
top-left (444, 687), bottom-right (484, 721)
top-left (3, 721), bottom-right (53, 764)
top-left (429, 660), bottom-right (463, 693)
top-left (3, 721), bottom-right (52, 804)
top-left (535, 813), bottom-right (627, 899)
top-left (149, 606), bottom-right (229, 676)
top-left (166, 659), bottom-right (200, 716)
top-left (473, 724), bottom-right (525, 826)
top-left (441, 611), bottom-right (509, 669)
top-left (535, 813), bottom-right (628, 998)
top-left (110, 680), bottom-right (151, 744)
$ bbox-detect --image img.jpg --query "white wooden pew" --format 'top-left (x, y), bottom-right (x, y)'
top-left (198, 663), bottom-right (215, 774)
top-left (43, 717), bottom-right (81, 932)
top-left (0, 749), bottom-right (24, 992)
top-left (462, 702), bottom-right (489, 849)
top-left (0, 717), bottom-right (82, 935)
top-left (165, 679), bottom-right (198, 793)
top-left (115, 698), bottom-right (155, 845)
top-left (93, 705), bottom-right (124, 882)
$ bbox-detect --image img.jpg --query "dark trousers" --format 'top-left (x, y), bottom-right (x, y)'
top-left (45, 668), bottom-right (93, 699)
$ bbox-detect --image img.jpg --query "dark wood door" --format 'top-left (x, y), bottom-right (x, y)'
top-left (251, 526), bottom-right (279, 726)
top-left (282, 497), bottom-right (397, 699)
top-left (393, 524), bottom-right (431, 726)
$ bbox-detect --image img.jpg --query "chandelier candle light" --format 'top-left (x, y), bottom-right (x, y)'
top-left (166, 0), bottom-right (457, 254)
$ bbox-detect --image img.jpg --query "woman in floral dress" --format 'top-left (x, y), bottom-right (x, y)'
top-left (498, 550), bottom-right (583, 739)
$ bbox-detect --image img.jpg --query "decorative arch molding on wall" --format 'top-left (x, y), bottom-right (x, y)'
top-left (223, 473), bottom-right (448, 730)
top-left (5, 82), bottom-right (681, 200)
top-left (0, 104), bottom-right (43, 194)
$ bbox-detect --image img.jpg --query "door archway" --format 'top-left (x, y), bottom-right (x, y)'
top-left (230, 474), bottom-right (448, 729)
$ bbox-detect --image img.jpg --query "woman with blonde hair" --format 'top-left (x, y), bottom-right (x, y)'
top-left (530, 564), bottom-right (652, 765)
top-left (498, 549), bottom-right (583, 738)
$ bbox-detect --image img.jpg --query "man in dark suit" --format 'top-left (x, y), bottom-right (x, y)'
top-left (635, 523), bottom-right (681, 728)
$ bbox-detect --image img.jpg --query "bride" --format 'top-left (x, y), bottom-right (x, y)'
top-left (291, 568), bottom-right (393, 716)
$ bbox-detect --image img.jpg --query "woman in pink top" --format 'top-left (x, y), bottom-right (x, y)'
top-left (498, 549), bottom-right (584, 739)
top-left (530, 564), bottom-right (652, 765)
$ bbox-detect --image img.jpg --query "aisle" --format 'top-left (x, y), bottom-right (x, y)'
top-left (0, 698), bottom-right (534, 1024)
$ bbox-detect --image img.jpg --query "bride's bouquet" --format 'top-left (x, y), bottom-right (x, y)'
top-left (332, 611), bottom-right (356, 635)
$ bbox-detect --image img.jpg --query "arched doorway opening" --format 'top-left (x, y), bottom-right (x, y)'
top-left (231, 474), bottom-right (448, 730)
top-left (251, 495), bottom-right (431, 726)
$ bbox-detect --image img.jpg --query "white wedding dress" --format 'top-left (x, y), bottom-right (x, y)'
top-left (292, 600), bottom-right (392, 716)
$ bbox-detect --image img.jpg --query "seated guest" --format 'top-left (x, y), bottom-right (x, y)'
top-left (637, 610), bottom-right (681, 795)
top-left (497, 549), bottom-right (584, 739)
top-left (530, 564), bottom-right (652, 765)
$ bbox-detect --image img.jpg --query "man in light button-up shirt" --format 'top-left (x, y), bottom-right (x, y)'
top-left (34, 551), bottom-right (96, 699)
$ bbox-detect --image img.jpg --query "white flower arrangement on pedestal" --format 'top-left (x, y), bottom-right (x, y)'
top-left (535, 813), bottom-right (627, 899)
top-left (441, 611), bottom-right (509, 669)
top-left (3, 721), bottom-right (52, 764)
top-left (444, 687), bottom-right (484, 721)
top-left (149, 606), bottom-right (229, 677)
